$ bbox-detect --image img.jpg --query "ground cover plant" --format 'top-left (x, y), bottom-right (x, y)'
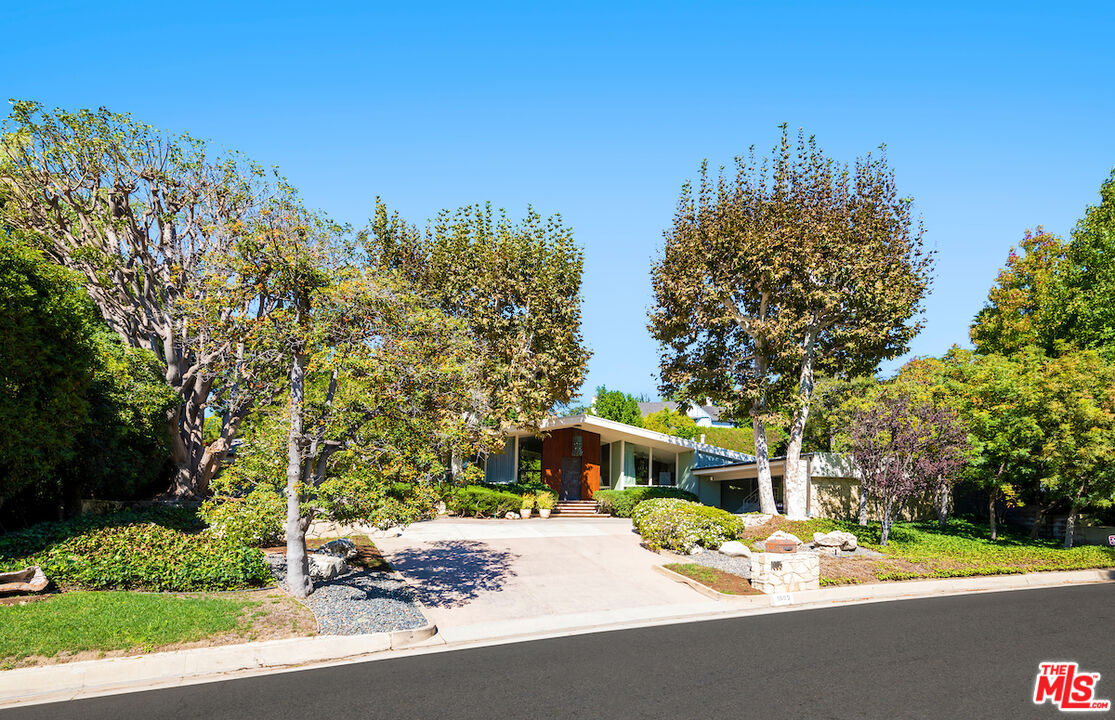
top-left (662, 563), bottom-right (762, 595)
top-left (0, 507), bottom-right (270, 592)
top-left (632, 498), bottom-right (744, 552)
top-left (593, 488), bottom-right (698, 517)
top-left (734, 515), bottom-right (1115, 585)
top-left (0, 590), bottom-right (314, 669)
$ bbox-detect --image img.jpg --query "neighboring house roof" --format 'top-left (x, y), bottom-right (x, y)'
top-left (511, 414), bottom-right (754, 464)
top-left (637, 401), bottom-right (726, 422)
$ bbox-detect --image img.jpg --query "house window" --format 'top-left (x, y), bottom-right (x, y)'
top-left (518, 435), bottom-right (542, 486)
top-left (626, 443), bottom-right (650, 485)
top-left (600, 443), bottom-right (611, 487)
top-left (652, 451), bottom-right (676, 486)
top-left (572, 434), bottom-right (583, 457)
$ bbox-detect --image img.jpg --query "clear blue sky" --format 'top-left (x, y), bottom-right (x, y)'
top-left (6, 2), bottom-right (1114, 401)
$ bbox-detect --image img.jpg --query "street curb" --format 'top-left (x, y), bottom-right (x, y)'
top-left (1, 567), bottom-right (1111, 708)
top-left (652, 564), bottom-right (769, 603)
top-left (0, 620), bottom-right (437, 708)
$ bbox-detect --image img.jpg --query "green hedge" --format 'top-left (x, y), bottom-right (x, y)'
top-left (446, 486), bottom-right (523, 518)
top-left (594, 488), bottom-right (698, 518)
top-left (632, 498), bottom-right (744, 553)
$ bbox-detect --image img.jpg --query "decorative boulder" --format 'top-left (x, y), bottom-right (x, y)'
top-left (740, 514), bottom-right (773, 529)
top-left (309, 554), bottom-right (349, 581)
top-left (504, 512), bottom-right (518, 520)
top-left (314, 538), bottom-right (358, 561)
top-left (719, 540), bottom-right (752, 558)
top-left (765, 530), bottom-right (804, 548)
top-left (813, 531), bottom-right (857, 551)
top-left (0, 566), bottom-right (48, 595)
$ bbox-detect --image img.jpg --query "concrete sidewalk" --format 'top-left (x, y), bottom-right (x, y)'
top-left (0, 567), bottom-right (1111, 709)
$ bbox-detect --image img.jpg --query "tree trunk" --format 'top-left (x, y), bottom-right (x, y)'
top-left (164, 383), bottom-right (220, 498)
top-left (1063, 482), bottom-right (1087, 549)
top-left (1063, 509), bottom-right (1078, 549)
top-left (988, 491), bottom-right (997, 541)
top-left (935, 477), bottom-right (950, 528)
top-left (782, 330), bottom-right (818, 521)
top-left (752, 414), bottom-right (778, 515)
top-left (749, 353), bottom-right (778, 515)
top-left (1029, 507), bottom-right (1047, 540)
top-left (879, 499), bottom-right (893, 546)
top-left (858, 482), bottom-right (869, 526)
top-left (285, 349), bottom-right (312, 599)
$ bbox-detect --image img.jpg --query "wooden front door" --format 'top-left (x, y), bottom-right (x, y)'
top-left (560, 457), bottom-right (581, 500)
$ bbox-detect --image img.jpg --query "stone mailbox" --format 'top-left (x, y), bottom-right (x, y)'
top-left (749, 550), bottom-right (820, 593)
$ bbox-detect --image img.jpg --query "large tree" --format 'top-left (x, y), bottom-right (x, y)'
top-left (362, 200), bottom-right (590, 469)
top-left (651, 126), bottom-right (932, 519)
top-left (0, 101), bottom-right (280, 497)
top-left (209, 206), bottom-right (484, 597)
top-left (972, 170), bottom-right (1115, 358)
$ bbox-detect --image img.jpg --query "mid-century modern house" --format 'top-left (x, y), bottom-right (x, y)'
top-left (484, 414), bottom-right (862, 517)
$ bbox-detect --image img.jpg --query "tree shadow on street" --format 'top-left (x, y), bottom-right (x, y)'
top-left (385, 540), bottom-right (517, 608)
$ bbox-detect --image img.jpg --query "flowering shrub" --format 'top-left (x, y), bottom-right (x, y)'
top-left (632, 498), bottom-right (745, 553)
top-left (200, 487), bottom-right (285, 547)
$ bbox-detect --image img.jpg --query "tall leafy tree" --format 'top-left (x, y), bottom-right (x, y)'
top-left (1062, 169), bottom-right (1115, 353)
top-left (971, 170), bottom-right (1115, 358)
top-left (970, 229), bottom-right (1070, 356)
top-left (211, 206), bottom-right (484, 597)
top-left (651, 126), bottom-right (932, 519)
top-left (1, 101), bottom-right (281, 497)
top-left (1030, 349), bottom-right (1115, 548)
top-left (642, 407), bottom-right (699, 440)
top-left (590, 386), bottom-right (644, 426)
top-left (362, 200), bottom-right (590, 466)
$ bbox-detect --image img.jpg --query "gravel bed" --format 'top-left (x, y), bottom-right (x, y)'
top-left (267, 555), bottom-right (428, 635)
top-left (670, 548), bottom-right (751, 579)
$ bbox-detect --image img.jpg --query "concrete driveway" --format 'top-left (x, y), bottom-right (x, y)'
top-left (373, 517), bottom-right (718, 640)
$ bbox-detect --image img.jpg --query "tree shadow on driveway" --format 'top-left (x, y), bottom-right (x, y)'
top-left (386, 540), bottom-right (518, 608)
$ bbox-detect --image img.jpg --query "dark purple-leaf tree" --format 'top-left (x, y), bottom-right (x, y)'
top-left (849, 393), bottom-right (968, 545)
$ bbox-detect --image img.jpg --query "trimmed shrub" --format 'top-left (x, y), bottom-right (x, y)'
top-left (632, 498), bottom-right (745, 553)
top-left (594, 488), bottom-right (698, 518)
top-left (36, 523), bottom-right (271, 591)
top-left (447, 486), bottom-right (523, 518)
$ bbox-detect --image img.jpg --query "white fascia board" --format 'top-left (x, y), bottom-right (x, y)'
top-left (508, 414), bottom-right (753, 463)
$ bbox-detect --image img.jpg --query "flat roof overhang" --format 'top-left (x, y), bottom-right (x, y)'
top-left (507, 414), bottom-right (753, 462)
top-left (691, 454), bottom-right (817, 481)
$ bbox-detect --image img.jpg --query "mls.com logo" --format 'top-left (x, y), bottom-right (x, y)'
top-left (1034, 662), bottom-right (1111, 711)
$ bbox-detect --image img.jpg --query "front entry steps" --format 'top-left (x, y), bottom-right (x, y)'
top-left (553, 500), bottom-right (608, 518)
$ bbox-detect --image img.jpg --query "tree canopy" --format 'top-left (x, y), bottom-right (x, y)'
top-left (651, 126), bottom-right (932, 518)
top-left (1, 101), bottom-right (285, 497)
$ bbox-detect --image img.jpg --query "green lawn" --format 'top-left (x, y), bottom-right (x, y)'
top-left (0, 591), bottom-right (255, 667)
top-left (738, 516), bottom-right (1115, 584)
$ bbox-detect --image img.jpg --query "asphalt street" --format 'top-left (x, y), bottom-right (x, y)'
top-left (5, 584), bottom-right (1113, 720)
